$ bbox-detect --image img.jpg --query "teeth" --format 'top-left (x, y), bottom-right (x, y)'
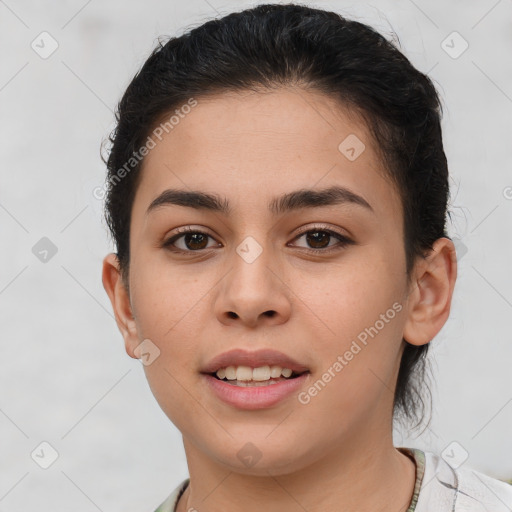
top-left (229, 380), bottom-right (282, 387)
top-left (236, 366), bottom-right (254, 381)
top-left (252, 366), bottom-right (270, 381)
top-left (224, 366), bottom-right (236, 380)
top-left (270, 365), bottom-right (282, 378)
top-left (215, 365), bottom-right (297, 381)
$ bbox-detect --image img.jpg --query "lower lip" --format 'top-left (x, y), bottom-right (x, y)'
top-left (202, 373), bottom-right (310, 410)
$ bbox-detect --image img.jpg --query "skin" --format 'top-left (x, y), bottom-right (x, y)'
top-left (102, 87), bottom-right (457, 512)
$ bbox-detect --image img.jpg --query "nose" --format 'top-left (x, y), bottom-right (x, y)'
top-left (214, 241), bottom-right (292, 329)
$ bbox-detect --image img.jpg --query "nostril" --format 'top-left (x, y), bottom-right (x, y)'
top-left (227, 312), bottom-right (238, 319)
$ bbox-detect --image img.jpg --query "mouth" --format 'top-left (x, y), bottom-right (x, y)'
top-left (207, 365), bottom-right (310, 387)
top-left (202, 369), bottom-right (311, 410)
top-left (200, 348), bottom-right (311, 408)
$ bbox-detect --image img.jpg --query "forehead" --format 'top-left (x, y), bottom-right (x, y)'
top-left (132, 87), bottom-right (401, 221)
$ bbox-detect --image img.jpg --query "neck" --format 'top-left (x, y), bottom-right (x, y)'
top-left (176, 424), bottom-right (416, 512)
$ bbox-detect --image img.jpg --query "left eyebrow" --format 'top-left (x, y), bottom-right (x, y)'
top-left (145, 185), bottom-right (373, 216)
top-left (269, 185), bottom-right (373, 215)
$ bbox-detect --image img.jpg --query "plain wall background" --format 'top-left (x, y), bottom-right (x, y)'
top-left (1, 0), bottom-right (511, 510)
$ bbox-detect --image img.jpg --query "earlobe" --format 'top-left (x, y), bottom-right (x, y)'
top-left (403, 237), bottom-right (457, 347)
top-left (101, 253), bottom-right (140, 359)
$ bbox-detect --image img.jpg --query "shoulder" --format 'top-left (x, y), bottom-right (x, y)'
top-left (153, 478), bottom-right (190, 512)
top-left (415, 449), bottom-right (512, 512)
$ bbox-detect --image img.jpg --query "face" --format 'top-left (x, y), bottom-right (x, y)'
top-left (106, 87), bottom-right (431, 475)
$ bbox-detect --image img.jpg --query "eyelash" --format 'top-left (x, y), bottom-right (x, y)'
top-left (162, 225), bottom-right (354, 255)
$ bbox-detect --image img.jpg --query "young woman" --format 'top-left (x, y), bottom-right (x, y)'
top-left (101, 4), bottom-right (512, 511)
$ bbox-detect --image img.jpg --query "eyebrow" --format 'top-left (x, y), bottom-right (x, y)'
top-left (146, 185), bottom-right (373, 216)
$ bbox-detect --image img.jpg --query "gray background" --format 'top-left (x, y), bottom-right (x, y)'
top-left (1, 0), bottom-right (511, 510)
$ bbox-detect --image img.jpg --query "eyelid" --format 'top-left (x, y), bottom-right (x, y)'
top-left (293, 223), bottom-right (350, 238)
top-left (162, 225), bottom-right (219, 249)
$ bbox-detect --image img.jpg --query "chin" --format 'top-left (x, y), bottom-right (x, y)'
top-left (208, 438), bottom-right (314, 477)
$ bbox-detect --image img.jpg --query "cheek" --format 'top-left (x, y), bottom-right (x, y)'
top-left (292, 252), bottom-right (406, 345)
top-left (130, 257), bottom-right (213, 342)
top-left (129, 259), bottom-right (217, 407)
top-left (290, 251), bottom-right (407, 414)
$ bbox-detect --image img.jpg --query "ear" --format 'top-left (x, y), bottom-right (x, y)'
top-left (403, 237), bottom-right (457, 346)
top-left (102, 253), bottom-right (139, 359)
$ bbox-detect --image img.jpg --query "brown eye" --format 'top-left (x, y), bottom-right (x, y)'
top-left (292, 227), bottom-right (354, 253)
top-left (181, 232), bottom-right (209, 250)
top-left (305, 230), bottom-right (331, 249)
top-left (163, 228), bottom-right (219, 252)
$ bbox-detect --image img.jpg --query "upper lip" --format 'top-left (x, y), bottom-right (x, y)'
top-left (201, 348), bottom-right (310, 374)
